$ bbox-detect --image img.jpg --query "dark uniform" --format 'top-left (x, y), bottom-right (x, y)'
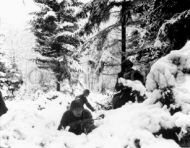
top-left (58, 100), bottom-right (95, 135)
top-left (113, 60), bottom-right (145, 109)
top-left (75, 94), bottom-right (95, 112)
top-left (0, 91), bottom-right (8, 117)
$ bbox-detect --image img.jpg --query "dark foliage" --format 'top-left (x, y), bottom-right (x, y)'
top-left (156, 9), bottom-right (190, 53)
top-left (31, 0), bottom-right (82, 91)
top-left (154, 127), bottom-right (181, 143)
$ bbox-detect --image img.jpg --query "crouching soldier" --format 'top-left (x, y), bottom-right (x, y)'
top-left (75, 89), bottom-right (95, 112)
top-left (0, 91), bottom-right (8, 117)
top-left (58, 100), bottom-right (95, 135)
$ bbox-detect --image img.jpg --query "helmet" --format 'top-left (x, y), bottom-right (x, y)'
top-left (83, 89), bottom-right (90, 95)
top-left (70, 100), bottom-right (83, 110)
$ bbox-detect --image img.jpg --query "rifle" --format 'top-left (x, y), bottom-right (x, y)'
top-left (68, 113), bottom-right (105, 127)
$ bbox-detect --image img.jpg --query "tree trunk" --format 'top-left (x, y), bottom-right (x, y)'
top-left (56, 81), bottom-right (60, 91)
top-left (56, 49), bottom-right (61, 92)
top-left (68, 78), bottom-right (74, 95)
top-left (56, 62), bottom-right (61, 92)
top-left (121, 0), bottom-right (127, 71)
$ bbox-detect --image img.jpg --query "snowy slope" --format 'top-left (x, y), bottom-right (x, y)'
top-left (0, 90), bottom-right (183, 148)
top-left (2, 36), bottom-right (190, 148)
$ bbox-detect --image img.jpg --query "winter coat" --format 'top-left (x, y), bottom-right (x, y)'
top-left (58, 109), bottom-right (94, 135)
top-left (75, 95), bottom-right (95, 112)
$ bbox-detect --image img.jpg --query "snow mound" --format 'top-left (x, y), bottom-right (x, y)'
top-left (119, 78), bottom-right (147, 96)
top-left (146, 41), bottom-right (190, 113)
top-left (0, 91), bottom-right (183, 148)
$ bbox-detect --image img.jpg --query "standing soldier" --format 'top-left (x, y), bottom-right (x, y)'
top-left (75, 89), bottom-right (95, 112)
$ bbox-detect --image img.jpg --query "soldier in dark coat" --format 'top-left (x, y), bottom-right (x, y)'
top-left (0, 91), bottom-right (8, 117)
top-left (75, 89), bottom-right (95, 112)
top-left (113, 60), bottom-right (145, 109)
top-left (58, 100), bottom-right (95, 135)
top-left (115, 60), bottom-right (144, 91)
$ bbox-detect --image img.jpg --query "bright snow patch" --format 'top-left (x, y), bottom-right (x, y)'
top-left (0, 91), bottom-right (183, 148)
top-left (43, 11), bottom-right (56, 20)
top-left (146, 41), bottom-right (190, 113)
top-left (2, 41), bottom-right (190, 148)
top-left (119, 78), bottom-right (147, 96)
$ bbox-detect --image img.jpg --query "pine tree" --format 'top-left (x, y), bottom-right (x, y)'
top-left (31, 0), bottom-right (82, 91)
top-left (77, 0), bottom-right (151, 71)
top-left (0, 53), bottom-right (23, 98)
top-left (5, 63), bottom-right (23, 98)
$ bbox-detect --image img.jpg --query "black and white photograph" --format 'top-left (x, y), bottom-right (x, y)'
top-left (1, 0), bottom-right (190, 147)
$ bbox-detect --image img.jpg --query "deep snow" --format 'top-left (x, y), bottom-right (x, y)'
top-left (0, 91), bottom-right (183, 148)
top-left (2, 42), bottom-right (190, 148)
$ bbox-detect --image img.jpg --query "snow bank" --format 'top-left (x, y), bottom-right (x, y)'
top-left (87, 91), bottom-right (113, 111)
top-left (119, 78), bottom-right (147, 96)
top-left (3, 43), bottom-right (190, 148)
top-left (0, 91), bottom-right (182, 148)
top-left (0, 91), bottom-right (73, 148)
top-left (4, 40), bottom-right (190, 148)
top-left (146, 41), bottom-right (190, 113)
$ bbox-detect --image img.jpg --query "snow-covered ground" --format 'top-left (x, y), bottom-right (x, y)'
top-left (1, 0), bottom-right (190, 147)
top-left (2, 42), bottom-right (190, 148)
top-left (0, 88), bottom-right (188, 148)
top-left (0, 91), bottom-right (181, 148)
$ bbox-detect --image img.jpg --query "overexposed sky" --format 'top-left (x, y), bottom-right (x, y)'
top-left (0, 0), bottom-right (39, 79)
top-left (0, 0), bottom-right (90, 29)
top-left (0, 0), bottom-right (91, 79)
top-left (0, 0), bottom-right (38, 28)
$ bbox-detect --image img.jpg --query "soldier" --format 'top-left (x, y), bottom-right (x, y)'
top-left (58, 100), bottom-right (95, 135)
top-left (75, 89), bottom-right (95, 112)
top-left (0, 91), bottom-right (8, 117)
top-left (115, 59), bottom-right (144, 91)
top-left (113, 60), bottom-right (145, 109)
